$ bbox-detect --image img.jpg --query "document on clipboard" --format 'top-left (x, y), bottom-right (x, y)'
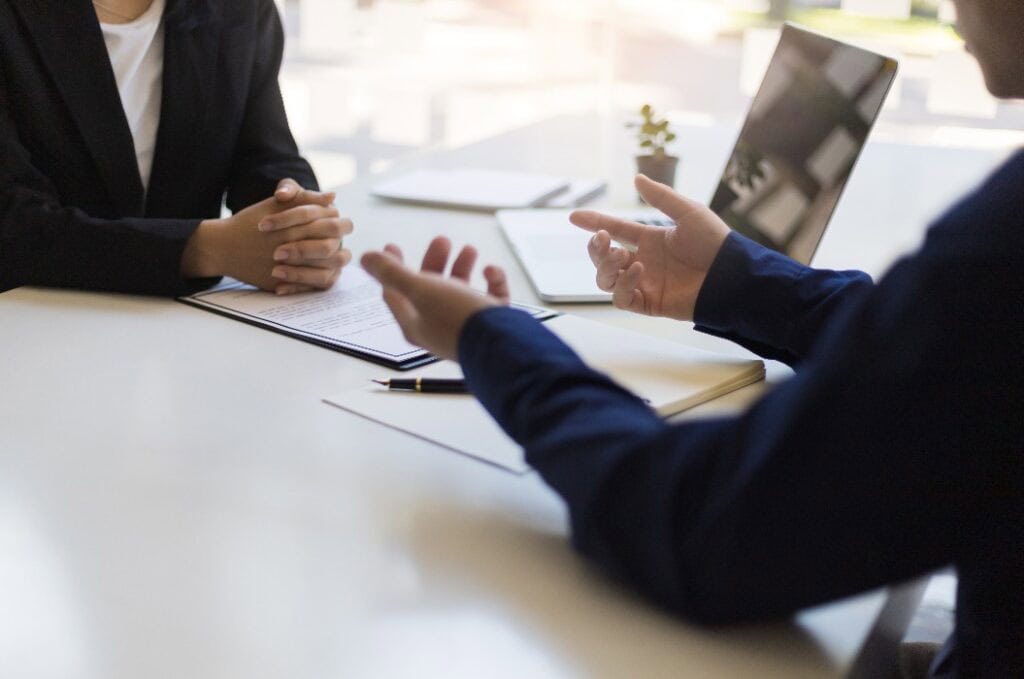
top-left (179, 266), bottom-right (555, 370)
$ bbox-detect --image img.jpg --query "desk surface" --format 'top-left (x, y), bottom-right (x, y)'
top-left (1, 115), bottom-right (1010, 679)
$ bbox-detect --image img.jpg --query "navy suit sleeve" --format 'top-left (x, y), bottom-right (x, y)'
top-left (0, 57), bottom-right (202, 296)
top-left (693, 231), bottom-right (874, 366)
top-left (458, 199), bottom-right (1022, 627)
top-left (224, 0), bottom-right (318, 212)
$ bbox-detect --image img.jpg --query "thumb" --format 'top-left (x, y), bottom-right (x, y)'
top-left (275, 178), bottom-right (300, 202)
top-left (361, 251), bottom-right (421, 298)
top-left (635, 174), bottom-right (703, 223)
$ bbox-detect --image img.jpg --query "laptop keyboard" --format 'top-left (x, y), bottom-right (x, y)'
top-left (635, 218), bottom-right (675, 227)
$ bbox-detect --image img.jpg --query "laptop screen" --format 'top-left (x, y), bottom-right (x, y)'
top-left (709, 24), bottom-right (898, 264)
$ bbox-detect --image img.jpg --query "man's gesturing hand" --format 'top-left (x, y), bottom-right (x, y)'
top-left (361, 237), bottom-right (510, 361)
top-left (570, 174), bottom-right (730, 321)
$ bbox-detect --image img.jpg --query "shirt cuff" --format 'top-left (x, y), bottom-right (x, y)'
top-left (458, 306), bottom-right (576, 387)
top-left (457, 305), bottom-right (592, 427)
top-left (693, 230), bottom-right (806, 356)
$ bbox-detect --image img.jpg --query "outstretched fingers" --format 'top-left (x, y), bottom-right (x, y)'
top-left (570, 210), bottom-right (646, 247)
top-left (362, 251), bottom-right (421, 299)
top-left (634, 175), bottom-right (701, 224)
top-left (361, 251), bottom-right (421, 332)
top-left (450, 245), bottom-right (479, 282)
top-left (420, 236), bottom-right (452, 274)
top-left (612, 261), bottom-right (647, 314)
top-left (483, 264), bottom-right (510, 303)
top-left (594, 246), bottom-right (633, 292)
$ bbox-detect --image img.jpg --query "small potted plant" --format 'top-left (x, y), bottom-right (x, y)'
top-left (628, 104), bottom-right (678, 188)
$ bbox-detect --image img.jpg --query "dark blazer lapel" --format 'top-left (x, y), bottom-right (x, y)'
top-left (11, 0), bottom-right (146, 216)
top-left (146, 0), bottom-right (223, 216)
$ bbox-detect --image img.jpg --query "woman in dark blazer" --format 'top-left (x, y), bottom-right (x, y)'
top-left (0, 0), bottom-right (351, 296)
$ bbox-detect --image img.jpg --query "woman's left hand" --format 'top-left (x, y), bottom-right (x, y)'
top-left (361, 237), bottom-right (510, 361)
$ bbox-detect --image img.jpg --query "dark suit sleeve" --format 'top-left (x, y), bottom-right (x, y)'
top-left (692, 231), bottom-right (875, 366)
top-left (0, 61), bottom-right (203, 296)
top-left (457, 215), bottom-right (1021, 626)
top-left (223, 0), bottom-right (318, 212)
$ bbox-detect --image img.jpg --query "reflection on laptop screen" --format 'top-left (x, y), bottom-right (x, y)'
top-left (709, 24), bottom-right (898, 264)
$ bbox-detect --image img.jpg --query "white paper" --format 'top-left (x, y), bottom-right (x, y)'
top-left (371, 168), bottom-right (570, 211)
top-left (185, 266), bottom-right (427, 363)
top-left (325, 362), bottom-right (528, 474)
top-left (324, 315), bottom-right (764, 472)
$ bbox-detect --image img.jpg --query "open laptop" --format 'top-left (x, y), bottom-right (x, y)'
top-left (499, 23), bottom-right (899, 303)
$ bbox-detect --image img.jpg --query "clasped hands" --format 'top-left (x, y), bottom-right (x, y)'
top-left (362, 175), bottom-right (731, 361)
top-left (182, 178), bottom-right (353, 295)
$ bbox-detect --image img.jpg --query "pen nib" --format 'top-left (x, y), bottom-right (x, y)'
top-left (372, 379), bottom-right (389, 386)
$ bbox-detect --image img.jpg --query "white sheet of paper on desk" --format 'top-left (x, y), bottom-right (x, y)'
top-left (324, 365), bottom-right (528, 474)
top-left (370, 168), bottom-right (571, 211)
top-left (541, 179), bottom-right (607, 208)
top-left (323, 314), bottom-right (764, 473)
top-left (184, 266), bottom-right (427, 364)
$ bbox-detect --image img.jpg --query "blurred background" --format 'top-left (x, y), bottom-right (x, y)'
top-left (272, 0), bottom-right (1024, 191)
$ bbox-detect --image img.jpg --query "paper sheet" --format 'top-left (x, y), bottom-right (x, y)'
top-left (370, 169), bottom-right (571, 211)
top-left (324, 315), bottom-right (764, 472)
top-left (324, 362), bottom-right (528, 474)
top-left (182, 266), bottom-right (428, 365)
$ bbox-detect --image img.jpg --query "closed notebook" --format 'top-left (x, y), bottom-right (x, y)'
top-left (324, 314), bottom-right (765, 473)
top-left (370, 168), bottom-right (572, 212)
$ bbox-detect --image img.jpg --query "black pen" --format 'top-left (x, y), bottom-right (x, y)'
top-left (372, 378), bottom-right (468, 393)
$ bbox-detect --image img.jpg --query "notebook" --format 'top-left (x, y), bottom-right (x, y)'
top-left (499, 23), bottom-right (899, 302)
top-left (370, 168), bottom-right (605, 212)
top-left (324, 313), bottom-right (765, 472)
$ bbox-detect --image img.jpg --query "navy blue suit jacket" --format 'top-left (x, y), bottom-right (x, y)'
top-left (0, 0), bottom-right (316, 295)
top-left (459, 151), bottom-right (1024, 678)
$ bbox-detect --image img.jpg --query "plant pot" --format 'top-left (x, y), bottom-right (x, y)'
top-left (636, 154), bottom-right (679, 190)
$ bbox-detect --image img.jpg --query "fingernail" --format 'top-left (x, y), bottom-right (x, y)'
top-left (259, 220), bottom-right (273, 232)
top-left (274, 250), bottom-right (288, 262)
top-left (272, 267), bottom-right (287, 280)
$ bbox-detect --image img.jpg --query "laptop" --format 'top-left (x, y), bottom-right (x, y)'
top-left (499, 23), bottom-right (899, 303)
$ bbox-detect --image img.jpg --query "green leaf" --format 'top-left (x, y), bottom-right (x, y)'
top-left (640, 139), bottom-right (654, 148)
top-left (665, 132), bottom-right (676, 142)
top-left (656, 120), bottom-right (669, 131)
top-left (640, 104), bottom-right (652, 117)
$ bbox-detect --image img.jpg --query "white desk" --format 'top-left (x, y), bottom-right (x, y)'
top-left (0, 115), bottom-right (1011, 679)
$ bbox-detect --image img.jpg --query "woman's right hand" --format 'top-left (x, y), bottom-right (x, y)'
top-left (182, 190), bottom-right (354, 295)
top-left (570, 175), bottom-right (731, 321)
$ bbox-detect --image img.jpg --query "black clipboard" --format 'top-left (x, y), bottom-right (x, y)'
top-left (179, 279), bottom-right (558, 371)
